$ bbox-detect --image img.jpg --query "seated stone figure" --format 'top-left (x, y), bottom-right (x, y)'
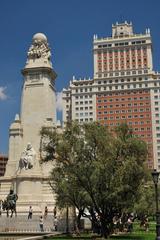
top-left (19, 143), bottom-right (36, 170)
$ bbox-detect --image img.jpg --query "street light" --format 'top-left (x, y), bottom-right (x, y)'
top-left (152, 169), bottom-right (160, 240)
top-left (66, 205), bottom-right (69, 234)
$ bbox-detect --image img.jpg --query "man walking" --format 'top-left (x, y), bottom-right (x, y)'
top-left (28, 206), bottom-right (33, 219)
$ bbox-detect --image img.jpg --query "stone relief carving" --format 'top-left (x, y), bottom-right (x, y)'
top-left (19, 143), bottom-right (36, 170)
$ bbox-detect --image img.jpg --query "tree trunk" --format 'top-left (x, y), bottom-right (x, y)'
top-left (101, 220), bottom-right (109, 238)
top-left (77, 209), bottom-right (83, 230)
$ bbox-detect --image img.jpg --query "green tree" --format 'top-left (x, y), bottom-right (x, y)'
top-left (40, 122), bottom-right (148, 238)
top-left (133, 182), bottom-right (155, 219)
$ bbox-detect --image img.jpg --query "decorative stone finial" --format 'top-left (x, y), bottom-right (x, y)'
top-left (25, 32), bottom-right (52, 68)
top-left (15, 114), bottom-right (20, 121)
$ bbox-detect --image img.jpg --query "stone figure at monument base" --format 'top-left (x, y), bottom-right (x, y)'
top-left (0, 32), bottom-right (57, 214)
top-left (18, 143), bottom-right (36, 170)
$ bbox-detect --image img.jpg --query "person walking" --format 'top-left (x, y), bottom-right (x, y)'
top-left (54, 216), bottom-right (58, 231)
top-left (44, 206), bottom-right (48, 219)
top-left (127, 217), bottom-right (133, 233)
top-left (28, 206), bottom-right (33, 219)
top-left (39, 216), bottom-right (44, 232)
top-left (53, 206), bottom-right (57, 218)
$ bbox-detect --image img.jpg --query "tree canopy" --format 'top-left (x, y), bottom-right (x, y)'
top-left (40, 122), bottom-right (148, 238)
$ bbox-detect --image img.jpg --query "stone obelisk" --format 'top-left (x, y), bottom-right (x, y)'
top-left (0, 33), bottom-right (57, 213)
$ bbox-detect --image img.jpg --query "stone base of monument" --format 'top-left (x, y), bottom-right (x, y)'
top-left (0, 215), bottom-right (74, 233)
top-left (0, 175), bottom-right (56, 214)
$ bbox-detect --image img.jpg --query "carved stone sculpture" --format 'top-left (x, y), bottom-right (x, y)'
top-left (27, 33), bottom-right (51, 61)
top-left (19, 143), bottom-right (36, 170)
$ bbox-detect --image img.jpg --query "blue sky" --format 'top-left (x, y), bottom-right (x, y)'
top-left (0, 0), bottom-right (160, 154)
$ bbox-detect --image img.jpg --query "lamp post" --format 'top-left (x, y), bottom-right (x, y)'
top-left (66, 205), bottom-right (69, 234)
top-left (152, 169), bottom-right (160, 240)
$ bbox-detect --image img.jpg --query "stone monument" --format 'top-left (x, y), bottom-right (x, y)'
top-left (0, 33), bottom-right (57, 214)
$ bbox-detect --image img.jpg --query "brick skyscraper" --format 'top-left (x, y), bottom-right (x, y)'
top-left (63, 22), bottom-right (160, 169)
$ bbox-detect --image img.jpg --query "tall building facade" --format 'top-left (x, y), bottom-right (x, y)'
top-left (62, 22), bottom-right (160, 170)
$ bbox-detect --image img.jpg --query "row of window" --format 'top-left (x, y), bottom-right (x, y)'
top-left (98, 56), bottom-right (147, 61)
top-left (97, 114), bottom-right (150, 119)
top-left (97, 103), bottom-right (150, 108)
top-left (98, 64), bottom-right (148, 72)
top-left (75, 95), bottom-right (92, 99)
top-left (97, 108), bottom-right (150, 113)
top-left (102, 120), bottom-right (151, 125)
top-left (77, 118), bottom-right (93, 122)
top-left (75, 88), bottom-right (92, 93)
top-left (75, 112), bottom-right (93, 117)
top-left (97, 90), bottom-right (149, 96)
top-left (97, 69), bottom-right (149, 77)
top-left (97, 97), bottom-right (149, 102)
top-left (97, 83), bottom-right (149, 91)
top-left (75, 106), bottom-right (93, 110)
top-left (97, 42), bottom-right (146, 49)
top-left (97, 77), bottom-right (148, 85)
top-left (75, 101), bottom-right (93, 105)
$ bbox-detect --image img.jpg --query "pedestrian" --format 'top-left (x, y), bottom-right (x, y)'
top-left (39, 216), bottom-right (44, 232)
top-left (28, 206), bottom-right (33, 219)
top-left (0, 200), bottom-right (2, 216)
top-left (54, 216), bottom-right (58, 231)
top-left (53, 206), bottom-right (57, 218)
top-left (127, 217), bottom-right (133, 233)
top-left (144, 216), bottom-right (149, 232)
top-left (44, 206), bottom-right (48, 219)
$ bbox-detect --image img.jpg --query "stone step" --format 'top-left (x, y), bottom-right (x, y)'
top-left (0, 215), bottom-right (73, 233)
